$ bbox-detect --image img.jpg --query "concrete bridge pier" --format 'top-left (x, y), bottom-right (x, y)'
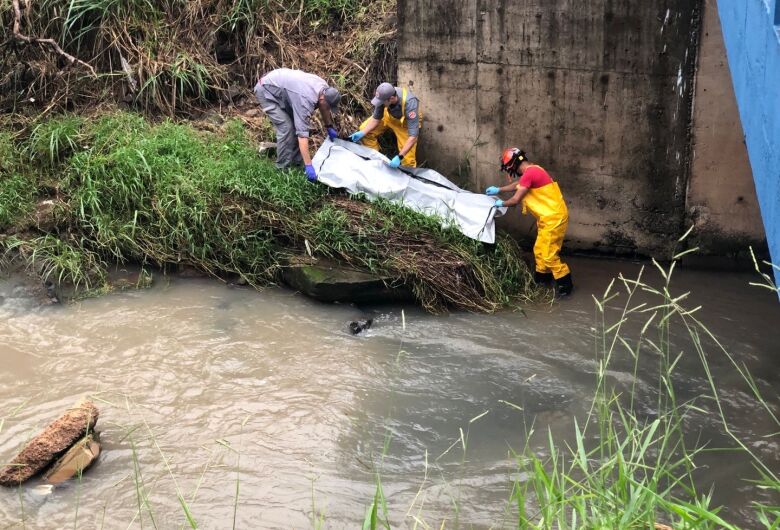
top-left (397, 0), bottom-right (767, 262)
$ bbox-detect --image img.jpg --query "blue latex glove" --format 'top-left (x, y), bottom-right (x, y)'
top-left (350, 130), bottom-right (366, 143)
top-left (327, 127), bottom-right (338, 140)
top-left (305, 164), bottom-right (317, 182)
top-left (494, 199), bottom-right (504, 208)
top-left (485, 186), bottom-right (500, 196)
top-left (388, 155), bottom-right (401, 169)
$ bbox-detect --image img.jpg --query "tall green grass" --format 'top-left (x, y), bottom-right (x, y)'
top-left (2, 235), bottom-right (106, 291)
top-left (27, 116), bottom-right (84, 167)
top-left (509, 254), bottom-right (779, 529)
top-left (57, 114), bottom-right (300, 283)
top-left (0, 133), bottom-right (36, 229)
top-left (223, 0), bottom-right (367, 33)
top-left (507, 267), bottom-right (710, 529)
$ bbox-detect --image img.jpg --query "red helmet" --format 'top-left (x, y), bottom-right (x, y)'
top-left (500, 147), bottom-right (527, 176)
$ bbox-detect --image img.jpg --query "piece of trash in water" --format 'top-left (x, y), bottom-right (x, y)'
top-left (0, 399), bottom-right (99, 487)
top-left (31, 484), bottom-right (55, 496)
top-left (348, 318), bottom-right (373, 335)
top-left (42, 433), bottom-right (101, 485)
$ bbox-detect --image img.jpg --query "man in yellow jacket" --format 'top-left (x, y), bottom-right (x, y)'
top-left (348, 82), bottom-right (421, 168)
top-left (486, 148), bottom-right (573, 296)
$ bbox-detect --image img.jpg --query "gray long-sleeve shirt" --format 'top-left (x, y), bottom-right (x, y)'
top-left (254, 68), bottom-right (328, 138)
top-left (371, 87), bottom-right (420, 137)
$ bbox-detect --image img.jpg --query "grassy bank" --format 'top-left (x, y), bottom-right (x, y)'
top-left (0, 112), bottom-right (535, 312)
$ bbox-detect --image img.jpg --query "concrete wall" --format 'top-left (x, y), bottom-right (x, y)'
top-left (717, 0), bottom-right (780, 271)
top-left (397, 0), bottom-right (768, 260)
top-left (687, 0), bottom-right (766, 257)
top-left (398, 0), bottom-right (703, 257)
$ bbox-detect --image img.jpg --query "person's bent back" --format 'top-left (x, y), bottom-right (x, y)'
top-left (254, 68), bottom-right (341, 182)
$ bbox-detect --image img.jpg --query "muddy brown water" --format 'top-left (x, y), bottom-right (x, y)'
top-left (1, 257), bottom-right (779, 528)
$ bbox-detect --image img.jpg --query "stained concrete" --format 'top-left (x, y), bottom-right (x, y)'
top-left (398, 0), bottom-right (764, 259)
top-left (687, 0), bottom-right (766, 257)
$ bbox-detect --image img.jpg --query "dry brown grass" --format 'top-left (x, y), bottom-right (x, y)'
top-left (0, 0), bottom-right (397, 118)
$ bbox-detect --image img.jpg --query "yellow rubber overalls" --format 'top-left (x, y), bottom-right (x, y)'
top-left (519, 172), bottom-right (571, 279)
top-left (359, 88), bottom-right (421, 168)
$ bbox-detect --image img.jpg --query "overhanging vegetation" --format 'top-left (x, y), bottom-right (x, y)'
top-left (0, 0), bottom-right (396, 115)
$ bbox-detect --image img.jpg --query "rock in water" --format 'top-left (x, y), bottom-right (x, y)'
top-left (280, 256), bottom-right (413, 305)
top-left (348, 318), bottom-right (373, 335)
top-left (0, 400), bottom-right (99, 487)
top-left (42, 434), bottom-right (101, 485)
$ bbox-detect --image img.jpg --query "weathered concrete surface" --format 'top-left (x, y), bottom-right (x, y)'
top-left (687, 0), bottom-right (766, 257)
top-left (280, 256), bottom-right (413, 304)
top-left (398, 0), bottom-right (703, 257)
top-left (398, 0), bottom-right (769, 261)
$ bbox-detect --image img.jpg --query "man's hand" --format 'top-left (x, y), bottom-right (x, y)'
top-left (494, 199), bottom-right (504, 208)
top-left (388, 155), bottom-right (401, 169)
top-left (350, 130), bottom-right (366, 143)
top-left (485, 186), bottom-right (500, 196)
top-left (305, 164), bottom-right (317, 182)
top-left (327, 127), bottom-right (338, 140)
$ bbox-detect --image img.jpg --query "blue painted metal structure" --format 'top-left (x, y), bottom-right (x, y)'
top-left (718, 0), bottom-right (780, 280)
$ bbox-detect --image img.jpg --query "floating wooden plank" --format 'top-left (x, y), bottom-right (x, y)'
top-left (42, 434), bottom-right (100, 485)
top-left (0, 400), bottom-right (99, 487)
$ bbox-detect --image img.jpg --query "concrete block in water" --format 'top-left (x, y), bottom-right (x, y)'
top-left (280, 256), bottom-right (413, 305)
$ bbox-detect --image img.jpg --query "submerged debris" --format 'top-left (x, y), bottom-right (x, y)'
top-left (348, 318), bottom-right (373, 335)
top-left (0, 400), bottom-right (99, 487)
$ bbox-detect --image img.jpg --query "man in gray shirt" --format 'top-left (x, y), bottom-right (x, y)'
top-left (254, 68), bottom-right (341, 181)
top-left (349, 82), bottom-right (422, 168)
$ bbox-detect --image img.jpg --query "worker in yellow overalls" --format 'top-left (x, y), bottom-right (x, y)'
top-left (486, 148), bottom-right (573, 296)
top-left (348, 82), bottom-right (422, 168)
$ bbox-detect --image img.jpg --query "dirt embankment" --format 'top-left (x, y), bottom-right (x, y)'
top-left (1, 0), bottom-right (397, 119)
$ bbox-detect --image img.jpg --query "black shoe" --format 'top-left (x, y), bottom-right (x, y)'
top-left (555, 273), bottom-right (574, 297)
top-left (533, 271), bottom-right (554, 286)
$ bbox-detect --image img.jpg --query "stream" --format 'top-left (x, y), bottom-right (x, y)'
top-left (1, 257), bottom-right (779, 528)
